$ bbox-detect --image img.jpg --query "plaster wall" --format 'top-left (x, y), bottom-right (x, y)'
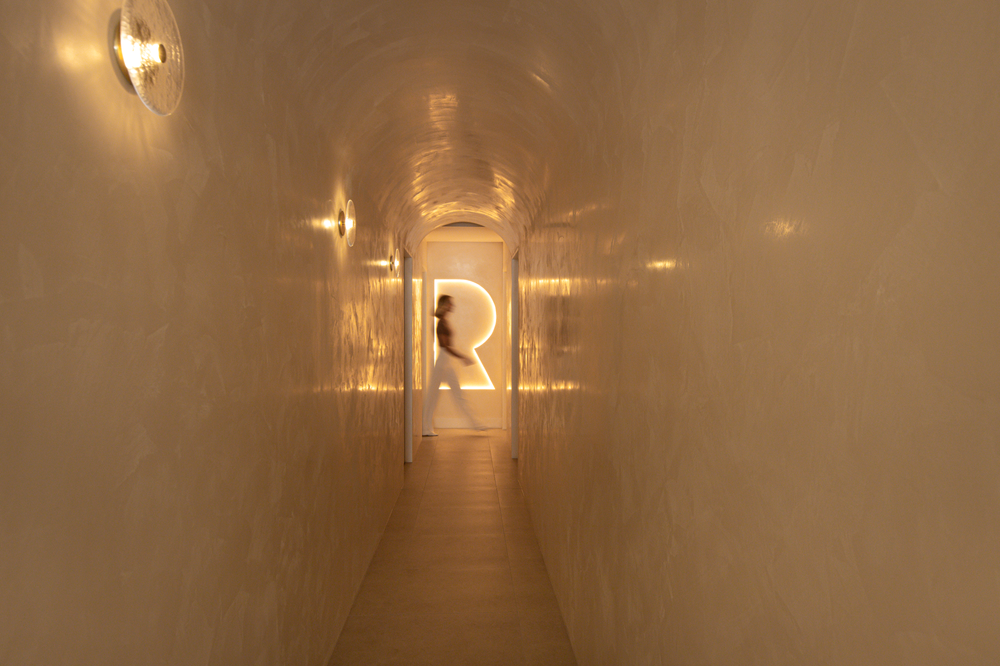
top-left (519, 0), bottom-right (1000, 663)
top-left (0, 0), bottom-right (403, 663)
top-left (6, 0), bottom-right (1000, 662)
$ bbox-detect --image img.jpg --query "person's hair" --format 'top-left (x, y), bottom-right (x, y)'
top-left (435, 294), bottom-right (452, 318)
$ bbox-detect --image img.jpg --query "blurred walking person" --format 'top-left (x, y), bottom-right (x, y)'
top-left (423, 294), bottom-right (487, 435)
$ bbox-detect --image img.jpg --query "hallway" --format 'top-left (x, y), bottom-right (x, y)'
top-left (6, 0), bottom-right (1000, 662)
top-left (329, 431), bottom-right (575, 666)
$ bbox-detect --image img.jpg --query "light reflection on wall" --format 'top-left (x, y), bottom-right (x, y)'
top-left (528, 277), bottom-right (575, 295)
top-left (56, 40), bottom-right (103, 71)
top-left (545, 200), bottom-right (610, 225)
top-left (341, 384), bottom-right (399, 393)
top-left (288, 384), bottom-right (403, 395)
top-left (521, 381), bottom-right (580, 391)
top-left (51, 17), bottom-right (171, 153)
top-left (525, 276), bottom-right (618, 296)
top-left (766, 217), bottom-right (807, 238)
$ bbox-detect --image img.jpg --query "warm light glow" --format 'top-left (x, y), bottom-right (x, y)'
top-left (428, 92), bottom-right (459, 115)
top-left (521, 381), bottom-right (581, 392)
top-left (530, 72), bottom-right (552, 92)
top-left (322, 219), bottom-right (333, 230)
top-left (548, 200), bottom-right (610, 225)
top-left (52, 23), bottom-right (169, 151)
top-left (435, 279), bottom-right (497, 390)
top-left (56, 41), bottom-right (103, 70)
top-left (527, 277), bottom-right (575, 296)
top-left (353, 383), bottom-right (386, 392)
top-left (647, 259), bottom-right (677, 271)
top-left (524, 276), bottom-right (619, 296)
top-left (121, 31), bottom-right (169, 79)
top-left (766, 217), bottom-right (806, 238)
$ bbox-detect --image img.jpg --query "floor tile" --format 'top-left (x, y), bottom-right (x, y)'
top-left (349, 562), bottom-right (517, 617)
top-left (520, 606), bottom-right (578, 666)
top-left (424, 473), bottom-right (498, 489)
top-left (383, 503), bottom-right (420, 533)
top-left (497, 487), bottom-right (526, 507)
top-left (419, 488), bottom-right (499, 507)
top-left (413, 505), bottom-right (506, 535)
top-left (501, 505), bottom-right (533, 531)
top-left (493, 471), bottom-right (521, 489)
top-left (395, 486), bottom-right (424, 508)
top-left (505, 528), bottom-right (544, 561)
top-left (329, 430), bottom-right (575, 665)
top-left (330, 610), bottom-right (526, 666)
top-left (510, 559), bottom-right (563, 615)
top-left (371, 531), bottom-right (509, 567)
top-left (522, 639), bottom-right (577, 666)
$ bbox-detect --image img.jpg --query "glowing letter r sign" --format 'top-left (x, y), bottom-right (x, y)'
top-left (434, 279), bottom-right (496, 390)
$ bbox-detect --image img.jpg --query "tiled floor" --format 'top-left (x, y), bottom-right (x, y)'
top-left (328, 430), bottom-right (577, 666)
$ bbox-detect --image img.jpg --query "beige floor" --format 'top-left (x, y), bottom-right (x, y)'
top-left (328, 430), bottom-right (577, 666)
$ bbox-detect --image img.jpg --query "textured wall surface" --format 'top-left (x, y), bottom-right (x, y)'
top-left (0, 0), bottom-right (403, 663)
top-left (519, 0), bottom-right (1000, 664)
top-left (6, 0), bottom-right (1000, 663)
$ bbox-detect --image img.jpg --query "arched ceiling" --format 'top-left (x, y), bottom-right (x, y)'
top-left (284, 0), bottom-right (629, 251)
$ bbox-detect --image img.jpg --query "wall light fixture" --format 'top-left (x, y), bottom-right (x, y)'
top-left (389, 249), bottom-right (400, 276)
top-left (112, 0), bottom-right (184, 115)
top-left (337, 200), bottom-right (357, 247)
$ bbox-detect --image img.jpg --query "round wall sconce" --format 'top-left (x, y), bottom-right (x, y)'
top-left (389, 249), bottom-right (400, 276)
top-left (338, 200), bottom-right (357, 247)
top-left (112, 0), bottom-right (184, 115)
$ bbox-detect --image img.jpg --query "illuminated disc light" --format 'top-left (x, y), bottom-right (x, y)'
top-left (344, 200), bottom-right (356, 247)
top-left (434, 279), bottom-right (497, 390)
top-left (393, 249), bottom-right (401, 277)
top-left (119, 0), bottom-right (184, 115)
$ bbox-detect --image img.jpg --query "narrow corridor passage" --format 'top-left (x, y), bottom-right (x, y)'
top-left (329, 431), bottom-right (576, 665)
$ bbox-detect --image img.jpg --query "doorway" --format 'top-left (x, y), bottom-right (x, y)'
top-left (405, 225), bottom-right (513, 451)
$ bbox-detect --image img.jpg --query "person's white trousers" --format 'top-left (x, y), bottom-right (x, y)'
top-left (423, 351), bottom-right (484, 434)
